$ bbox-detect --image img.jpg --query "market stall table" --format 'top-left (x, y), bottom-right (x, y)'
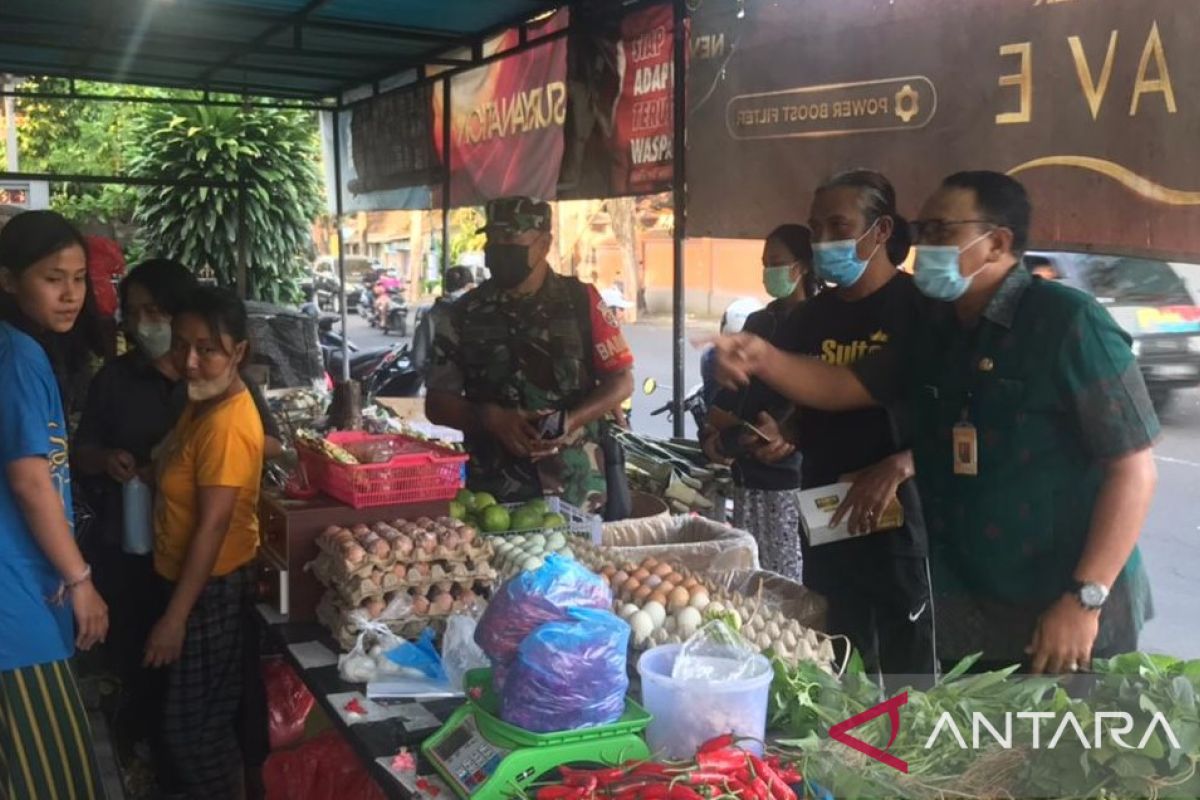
top-left (257, 604), bottom-right (464, 800)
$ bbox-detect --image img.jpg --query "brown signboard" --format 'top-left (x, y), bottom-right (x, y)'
top-left (687, 0), bottom-right (1200, 261)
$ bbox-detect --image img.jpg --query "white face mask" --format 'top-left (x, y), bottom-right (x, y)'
top-left (135, 320), bottom-right (173, 360)
top-left (186, 366), bottom-right (237, 401)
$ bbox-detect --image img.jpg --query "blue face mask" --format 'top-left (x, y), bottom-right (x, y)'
top-left (912, 233), bottom-right (992, 301)
top-left (812, 221), bottom-right (879, 287)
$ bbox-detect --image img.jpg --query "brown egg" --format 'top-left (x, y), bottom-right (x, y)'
top-left (657, 581), bottom-right (676, 597)
top-left (652, 562), bottom-right (674, 578)
top-left (632, 567), bottom-right (651, 581)
top-left (668, 586), bottom-right (691, 612)
top-left (682, 576), bottom-right (700, 589)
top-left (612, 570), bottom-right (629, 586)
top-left (649, 590), bottom-right (669, 607)
top-left (642, 557), bottom-right (659, 570)
top-left (601, 565), bottom-right (617, 578)
top-left (622, 577), bottom-right (642, 599)
top-left (620, 562), bottom-right (638, 573)
top-left (634, 585), bottom-right (654, 602)
top-left (665, 572), bottom-right (685, 585)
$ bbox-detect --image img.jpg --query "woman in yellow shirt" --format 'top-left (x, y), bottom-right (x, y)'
top-left (144, 286), bottom-right (264, 799)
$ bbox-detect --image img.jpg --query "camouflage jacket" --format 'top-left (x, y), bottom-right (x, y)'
top-left (428, 272), bottom-right (608, 513)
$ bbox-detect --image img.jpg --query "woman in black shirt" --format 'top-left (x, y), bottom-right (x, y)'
top-left (777, 170), bottom-right (935, 680)
top-left (703, 225), bottom-right (816, 581)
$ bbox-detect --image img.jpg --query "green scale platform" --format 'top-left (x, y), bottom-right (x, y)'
top-left (422, 669), bottom-right (651, 800)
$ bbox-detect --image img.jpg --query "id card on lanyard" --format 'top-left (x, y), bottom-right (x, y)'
top-left (953, 328), bottom-right (995, 477)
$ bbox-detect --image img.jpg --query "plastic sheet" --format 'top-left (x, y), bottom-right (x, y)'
top-left (500, 607), bottom-right (630, 733)
top-left (672, 620), bottom-right (760, 682)
top-left (245, 301), bottom-right (324, 389)
top-left (262, 658), bottom-right (315, 751)
top-left (263, 730), bottom-right (386, 800)
top-left (442, 614), bottom-right (489, 692)
top-left (475, 554), bottom-right (612, 665)
top-left (600, 515), bottom-right (760, 572)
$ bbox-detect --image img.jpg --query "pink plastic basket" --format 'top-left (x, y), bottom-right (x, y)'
top-left (298, 432), bottom-right (467, 509)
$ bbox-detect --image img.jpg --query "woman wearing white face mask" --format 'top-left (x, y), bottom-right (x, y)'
top-left (73, 258), bottom-right (280, 776)
top-left (145, 287), bottom-right (264, 799)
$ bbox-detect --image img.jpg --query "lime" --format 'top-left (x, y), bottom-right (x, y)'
top-left (521, 498), bottom-right (550, 517)
top-left (455, 489), bottom-right (476, 509)
top-left (473, 492), bottom-right (498, 511)
top-left (448, 500), bottom-right (468, 521)
top-left (510, 508), bottom-right (543, 532)
top-left (481, 505), bottom-right (512, 533)
top-left (542, 512), bottom-right (567, 529)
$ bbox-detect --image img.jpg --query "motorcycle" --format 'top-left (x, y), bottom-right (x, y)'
top-left (365, 344), bottom-right (423, 398)
top-left (318, 316), bottom-right (393, 381)
top-left (644, 377), bottom-right (708, 435)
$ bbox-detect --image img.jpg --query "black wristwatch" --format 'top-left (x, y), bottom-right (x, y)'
top-left (1069, 580), bottom-right (1110, 611)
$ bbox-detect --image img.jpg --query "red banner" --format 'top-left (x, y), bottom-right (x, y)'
top-left (433, 12), bottom-right (569, 206)
top-left (611, 3), bottom-right (676, 196)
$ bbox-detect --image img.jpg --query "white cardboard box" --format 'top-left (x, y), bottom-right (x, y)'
top-left (798, 482), bottom-right (902, 546)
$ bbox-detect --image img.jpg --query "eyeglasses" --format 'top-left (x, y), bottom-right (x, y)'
top-left (911, 219), bottom-right (996, 243)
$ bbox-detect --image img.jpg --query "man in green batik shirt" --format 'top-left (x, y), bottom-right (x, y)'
top-left (426, 197), bottom-right (634, 515)
top-left (712, 172), bottom-right (1158, 674)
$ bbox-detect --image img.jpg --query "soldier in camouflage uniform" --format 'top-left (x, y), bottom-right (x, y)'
top-left (426, 197), bottom-right (634, 515)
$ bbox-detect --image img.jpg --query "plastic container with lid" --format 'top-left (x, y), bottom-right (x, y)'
top-left (637, 643), bottom-right (772, 760)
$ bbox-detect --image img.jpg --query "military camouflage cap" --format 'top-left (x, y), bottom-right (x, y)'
top-left (478, 196), bottom-right (552, 236)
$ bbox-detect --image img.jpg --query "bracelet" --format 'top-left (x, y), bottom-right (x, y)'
top-left (65, 565), bottom-right (92, 590)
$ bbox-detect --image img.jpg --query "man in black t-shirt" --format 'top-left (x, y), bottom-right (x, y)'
top-left (771, 171), bottom-right (935, 681)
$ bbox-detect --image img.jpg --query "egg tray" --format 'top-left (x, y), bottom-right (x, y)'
top-left (316, 589), bottom-right (488, 651)
top-left (312, 539), bottom-right (493, 576)
top-left (333, 568), bottom-right (497, 607)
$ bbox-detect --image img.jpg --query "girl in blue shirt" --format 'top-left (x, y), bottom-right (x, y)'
top-left (0, 210), bottom-right (108, 799)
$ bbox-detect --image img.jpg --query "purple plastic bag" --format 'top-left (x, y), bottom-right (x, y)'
top-left (500, 607), bottom-right (630, 733)
top-left (475, 554), bottom-right (612, 667)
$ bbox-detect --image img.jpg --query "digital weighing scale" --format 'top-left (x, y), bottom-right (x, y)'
top-left (422, 669), bottom-right (652, 800)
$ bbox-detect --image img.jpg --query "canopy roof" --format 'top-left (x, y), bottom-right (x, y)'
top-left (0, 0), bottom-right (562, 101)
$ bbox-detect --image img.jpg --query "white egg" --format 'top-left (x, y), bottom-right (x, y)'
top-left (642, 601), bottom-right (667, 628)
top-left (521, 556), bottom-right (544, 572)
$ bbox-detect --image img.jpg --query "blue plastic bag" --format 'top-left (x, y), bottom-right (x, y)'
top-left (476, 554), bottom-right (612, 666)
top-left (384, 629), bottom-right (448, 682)
top-left (500, 607), bottom-right (630, 733)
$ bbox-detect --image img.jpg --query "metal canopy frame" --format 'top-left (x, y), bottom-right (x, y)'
top-left (0, 0), bottom-right (693, 429)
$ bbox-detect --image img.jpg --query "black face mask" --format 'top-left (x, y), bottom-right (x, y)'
top-left (485, 242), bottom-right (533, 289)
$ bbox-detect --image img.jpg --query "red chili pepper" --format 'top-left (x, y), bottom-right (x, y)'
top-left (666, 786), bottom-right (704, 800)
top-left (560, 767), bottom-right (616, 789)
top-left (629, 763), bottom-right (678, 780)
top-left (747, 757), bottom-right (796, 800)
top-left (695, 749), bottom-right (748, 774)
top-left (698, 734), bottom-right (735, 754)
top-left (678, 771), bottom-right (733, 787)
top-left (773, 768), bottom-right (801, 785)
top-left (612, 779), bottom-right (665, 800)
top-left (538, 787), bottom-right (585, 800)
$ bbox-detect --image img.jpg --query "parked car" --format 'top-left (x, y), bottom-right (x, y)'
top-left (1024, 252), bottom-right (1200, 412)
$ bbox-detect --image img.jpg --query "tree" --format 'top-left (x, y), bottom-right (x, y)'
top-left (3, 78), bottom-right (178, 228)
top-left (607, 196), bottom-right (641, 321)
top-left (449, 207), bottom-right (486, 264)
top-left (129, 103), bottom-right (323, 302)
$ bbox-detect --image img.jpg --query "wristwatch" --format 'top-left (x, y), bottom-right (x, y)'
top-left (1069, 580), bottom-right (1110, 611)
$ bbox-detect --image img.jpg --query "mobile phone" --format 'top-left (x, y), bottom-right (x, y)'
top-left (538, 410), bottom-right (567, 440)
top-left (739, 421), bottom-right (772, 444)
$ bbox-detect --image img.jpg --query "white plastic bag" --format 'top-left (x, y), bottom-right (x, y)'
top-left (441, 614), bottom-right (490, 692)
top-left (338, 612), bottom-right (411, 683)
top-left (671, 620), bottom-right (759, 682)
